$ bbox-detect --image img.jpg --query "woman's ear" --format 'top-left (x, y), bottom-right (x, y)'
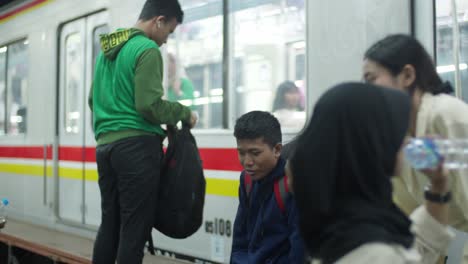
top-left (400, 64), bottom-right (416, 90)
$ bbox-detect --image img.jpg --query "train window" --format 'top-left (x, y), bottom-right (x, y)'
top-left (0, 40), bottom-right (29, 136)
top-left (0, 47), bottom-right (5, 135)
top-left (166, 0), bottom-right (306, 130)
top-left (92, 25), bottom-right (109, 77)
top-left (435, 0), bottom-right (468, 102)
top-left (165, 1), bottom-right (223, 128)
top-left (165, 0), bottom-right (223, 129)
top-left (231, 0), bottom-right (306, 131)
top-left (64, 33), bottom-right (82, 134)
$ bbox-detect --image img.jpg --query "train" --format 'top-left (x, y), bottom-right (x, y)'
top-left (0, 0), bottom-right (466, 262)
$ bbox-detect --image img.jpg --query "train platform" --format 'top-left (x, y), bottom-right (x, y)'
top-left (0, 219), bottom-right (188, 264)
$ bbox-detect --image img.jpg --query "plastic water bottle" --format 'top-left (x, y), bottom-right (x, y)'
top-left (404, 138), bottom-right (468, 170)
top-left (0, 198), bottom-right (8, 229)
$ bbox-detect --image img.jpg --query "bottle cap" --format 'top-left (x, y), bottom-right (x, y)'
top-left (2, 199), bottom-right (8, 206)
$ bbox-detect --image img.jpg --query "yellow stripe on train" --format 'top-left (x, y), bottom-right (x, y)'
top-left (0, 163), bottom-right (239, 197)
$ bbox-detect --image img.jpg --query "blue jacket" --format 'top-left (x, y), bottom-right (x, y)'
top-left (230, 158), bottom-right (305, 264)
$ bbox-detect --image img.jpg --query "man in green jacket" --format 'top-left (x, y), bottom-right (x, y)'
top-left (88, 1), bottom-right (197, 263)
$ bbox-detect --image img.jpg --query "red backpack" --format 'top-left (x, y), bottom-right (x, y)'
top-left (243, 172), bottom-right (290, 213)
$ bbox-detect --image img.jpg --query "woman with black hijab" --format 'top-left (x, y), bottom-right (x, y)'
top-left (288, 82), bottom-right (454, 263)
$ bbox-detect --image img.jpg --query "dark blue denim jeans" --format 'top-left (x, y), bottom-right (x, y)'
top-left (92, 135), bottom-right (162, 264)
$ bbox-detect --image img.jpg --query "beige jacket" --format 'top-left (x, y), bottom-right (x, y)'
top-left (311, 206), bottom-right (455, 264)
top-left (393, 93), bottom-right (468, 230)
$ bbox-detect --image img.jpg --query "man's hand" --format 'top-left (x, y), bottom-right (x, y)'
top-left (188, 111), bottom-right (198, 128)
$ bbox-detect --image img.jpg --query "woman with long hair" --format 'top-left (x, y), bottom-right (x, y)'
top-left (272, 81), bottom-right (306, 130)
top-left (363, 34), bottom-right (468, 262)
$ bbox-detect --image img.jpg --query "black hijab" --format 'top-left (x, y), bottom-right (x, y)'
top-left (290, 82), bottom-right (413, 263)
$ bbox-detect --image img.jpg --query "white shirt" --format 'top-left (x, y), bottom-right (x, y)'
top-left (311, 206), bottom-right (455, 264)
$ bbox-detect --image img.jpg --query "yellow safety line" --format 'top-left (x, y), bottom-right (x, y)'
top-left (0, 163), bottom-right (239, 197)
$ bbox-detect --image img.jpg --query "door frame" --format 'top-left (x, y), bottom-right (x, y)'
top-left (54, 9), bottom-right (108, 230)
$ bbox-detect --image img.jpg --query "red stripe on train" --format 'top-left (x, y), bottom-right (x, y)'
top-left (57, 146), bottom-right (96, 162)
top-left (199, 148), bottom-right (242, 171)
top-left (0, 0), bottom-right (49, 21)
top-left (0, 146), bottom-right (242, 171)
top-left (0, 146), bottom-right (51, 159)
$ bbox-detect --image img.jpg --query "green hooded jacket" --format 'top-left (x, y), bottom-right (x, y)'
top-left (88, 28), bottom-right (191, 145)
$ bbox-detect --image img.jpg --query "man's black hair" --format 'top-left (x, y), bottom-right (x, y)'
top-left (139, 0), bottom-right (184, 23)
top-left (234, 111), bottom-right (282, 148)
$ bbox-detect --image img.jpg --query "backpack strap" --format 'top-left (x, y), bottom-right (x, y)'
top-left (274, 175), bottom-right (290, 214)
top-left (244, 172), bottom-right (289, 214)
top-left (243, 172), bottom-right (252, 198)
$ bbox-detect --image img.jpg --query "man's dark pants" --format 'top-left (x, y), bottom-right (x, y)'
top-left (92, 135), bottom-right (162, 264)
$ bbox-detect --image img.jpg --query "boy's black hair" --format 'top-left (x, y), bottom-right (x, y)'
top-left (138, 0), bottom-right (184, 23)
top-left (234, 111), bottom-right (282, 148)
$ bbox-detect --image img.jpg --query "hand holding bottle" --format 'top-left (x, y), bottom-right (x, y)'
top-left (404, 138), bottom-right (468, 170)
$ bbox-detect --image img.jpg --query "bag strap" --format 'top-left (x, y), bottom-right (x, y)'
top-left (166, 125), bottom-right (177, 141)
top-left (147, 235), bottom-right (155, 255)
top-left (274, 175), bottom-right (289, 214)
top-left (244, 172), bottom-right (290, 214)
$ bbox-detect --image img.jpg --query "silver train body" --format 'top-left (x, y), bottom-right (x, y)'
top-left (0, 0), bottom-right (464, 262)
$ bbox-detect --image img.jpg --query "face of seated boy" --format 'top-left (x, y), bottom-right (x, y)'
top-left (236, 137), bottom-right (281, 181)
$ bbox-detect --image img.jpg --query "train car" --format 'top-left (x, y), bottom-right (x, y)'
top-left (0, 0), bottom-right (466, 263)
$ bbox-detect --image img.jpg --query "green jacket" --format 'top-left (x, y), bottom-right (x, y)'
top-left (88, 28), bottom-right (191, 145)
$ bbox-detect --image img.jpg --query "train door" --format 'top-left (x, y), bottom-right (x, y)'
top-left (58, 11), bottom-right (109, 225)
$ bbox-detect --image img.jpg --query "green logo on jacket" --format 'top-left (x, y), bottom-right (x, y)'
top-left (100, 29), bottom-right (131, 52)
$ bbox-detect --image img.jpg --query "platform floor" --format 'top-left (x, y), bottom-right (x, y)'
top-left (0, 219), bottom-right (188, 264)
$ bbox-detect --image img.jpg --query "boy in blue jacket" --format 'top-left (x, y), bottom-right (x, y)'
top-left (231, 111), bottom-right (305, 264)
